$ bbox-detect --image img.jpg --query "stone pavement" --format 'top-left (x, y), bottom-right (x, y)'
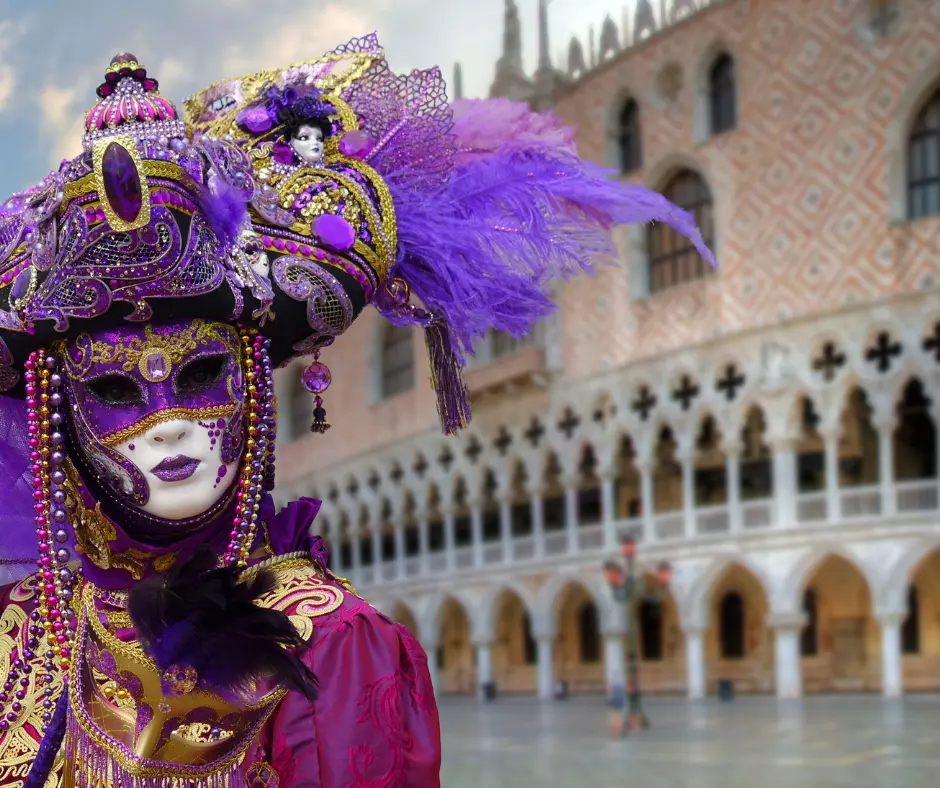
top-left (438, 694), bottom-right (940, 787)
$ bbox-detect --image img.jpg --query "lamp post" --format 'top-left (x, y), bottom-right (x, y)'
top-left (603, 529), bottom-right (671, 734)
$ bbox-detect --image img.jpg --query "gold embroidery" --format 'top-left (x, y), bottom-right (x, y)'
top-left (61, 159), bottom-right (197, 204)
top-left (98, 404), bottom-right (236, 447)
top-left (249, 556), bottom-right (345, 641)
top-left (0, 575), bottom-right (67, 787)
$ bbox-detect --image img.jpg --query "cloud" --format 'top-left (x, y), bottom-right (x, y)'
top-left (0, 19), bottom-right (28, 111)
top-left (37, 84), bottom-right (85, 166)
top-left (218, 3), bottom-right (381, 77)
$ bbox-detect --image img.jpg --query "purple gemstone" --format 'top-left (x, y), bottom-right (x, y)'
top-left (101, 142), bottom-right (143, 223)
top-left (301, 361), bottom-right (331, 394)
top-left (10, 269), bottom-right (31, 302)
top-left (338, 130), bottom-right (374, 159)
top-left (236, 105), bottom-right (273, 134)
top-left (311, 214), bottom-right (355, 253)
top-left (146, 352), bottom-right (167, 380)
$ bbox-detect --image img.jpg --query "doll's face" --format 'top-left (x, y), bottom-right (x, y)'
top-left (290, 124), bottom-right (325, 165)
top-left (61, 319), bottom-right (245, 522)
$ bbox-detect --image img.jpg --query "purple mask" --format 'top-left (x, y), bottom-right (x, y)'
top-left (59, 318), bottom-right (246, 521)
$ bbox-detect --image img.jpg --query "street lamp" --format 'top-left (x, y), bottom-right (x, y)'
top-left (603, 529), bottom-right (671, 734)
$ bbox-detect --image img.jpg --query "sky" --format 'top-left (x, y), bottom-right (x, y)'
top-left (0, 0), bottom-right (639, 194)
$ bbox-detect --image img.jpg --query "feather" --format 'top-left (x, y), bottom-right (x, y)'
top-left (385, 141), bottom-right (716, 362)
top-left (199, 174), bottom-right (248, 252)
top-left (23, 687), bottom-right (68, 788)
top-left (128, 545), bottom-right (318, 704)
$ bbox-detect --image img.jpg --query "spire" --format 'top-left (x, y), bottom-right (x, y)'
top-left (453, 62), bottom-right (464, 100)
top-left (537, 0), bottom-right (551, 70)
top-left (498, 0), bottom-right (524, 74)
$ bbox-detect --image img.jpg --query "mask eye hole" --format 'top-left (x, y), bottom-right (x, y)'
top-left (85, 374), bottom-right (146, 407)
top-left (176, 355), bottom-right (228, 397)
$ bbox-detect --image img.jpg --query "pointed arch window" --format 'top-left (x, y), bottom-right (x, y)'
top-left (577, 601), bottom-right (601, 663)
top-left (709, 53), bottom-right (737, 135)
top-left (647, 169), bottom-right (714, 294)
top-left (800, 588), bottom-right (818, 656)
top-left (380, 324), bottom-right (415, 399)
top-left (618, 99), bottom-right (642, 174)
top-left (908, 87), bottom-right (940, 220)
top-left (639, 599), bottom-right (663, 661)
top-left (718, 591), bottom-right (745, 659)
top-left (902, 585), bottom-right (920, 654)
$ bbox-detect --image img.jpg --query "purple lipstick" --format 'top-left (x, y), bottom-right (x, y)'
top-left (151, 455), bottom-right (200, 482)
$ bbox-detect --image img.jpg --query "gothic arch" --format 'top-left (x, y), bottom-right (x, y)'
top-left (474, 581), bottom-right (538, 642)
top-left (535, 572), bottom-right (612, 633)
top-left (883, 536), bottom-right (940, 612)
top-left (692, 39), bottom-right (740, 143)
top-left (681, 553), bottom-right (773, 627)
top-left (887, 56), bottom-right (940, 222)
top-left (420, 589), bottom-right (475, 646)
top-left (781, 545), bottom-right (879, 614)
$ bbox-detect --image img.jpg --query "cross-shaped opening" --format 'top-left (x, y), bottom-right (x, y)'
top-left (557, 407), bottom-right (581, 439)
top-left (865, 331), bottom-right (902, 374)
top-left (812, 341), bottom-right (846, 382)
top-left (464, 436), bottom-right (483, 464)
top-left (923, 322), bottom-right (940, 362)
top-left (438, 446), bottom-right (454, 472)
top-left (632, 385), bottom-right (657, 421)
top-left (524, 416), bottom-right (546, 447)
top-left (672, 374), bottom-right (700, 411)
top-left (716, 363), bottom-right (745, 402)
top-left (413, 454), bottom-right (429, 478)
top-left (493, 426), bottom-right (513, 456)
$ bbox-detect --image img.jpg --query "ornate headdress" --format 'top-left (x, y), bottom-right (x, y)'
top-left (0, 36), bottom-right (715, 783)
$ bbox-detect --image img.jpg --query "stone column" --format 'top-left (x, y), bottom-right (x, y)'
top-left (879, 612), bottom-right (903, 698)
top-left (600, 470), bottom-right (618, 550)
top-left (529, 485), bottom-right (546, 559)
top-left (371, 526), bottom-right (383, 584)
top-left (475, 641), bottom-right (493, 698)
top-left (422, 638), bottom-right (440, 696)
top-left (771, 616), bottom-right (804, 699)
top-left (637, 461), bottom-right (655, 541)
top-left (563, 476), bottom-right (579, 554)
top-left (771, 438), bottom-right (796, 528)
top-left (394, 523), bottom-right (406, 580)
top-left (499, 496), bottom-right (513, 564)
top-left (444, 508), bottom-right (456, 572)
top-left (679, 450), bottom-right (696, 538)
top-left (350, 525), bottom-right (362, 582)
top-left (725, 445), bottom-right (742, 532)
top-left (536, 635), bottom-right (555, 700)
top-left (822, 429), bottom-right (842, 522)
top-left (417, 509), bottom-right (430, 576)
top-left (470, 501), bottom-right (484, 568)
top-left (685, 626), bottom-right (706, 699)
top-left (876, 420), bottom-right (897, 517)
top-left (604, 633), bottom-right (626, 690)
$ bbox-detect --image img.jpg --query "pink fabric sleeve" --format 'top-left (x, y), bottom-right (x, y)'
top-left (264, 607), bottom-right (442, 787)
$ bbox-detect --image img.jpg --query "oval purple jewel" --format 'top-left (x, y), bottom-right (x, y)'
top-left (338, 130), bottom-right (374, 159)
top-left (10, 269), bottom-right (31, 302)
top-left (311, 214), bottom-right (356, 252)
top-left (101, 142), bottom-right (143, 223)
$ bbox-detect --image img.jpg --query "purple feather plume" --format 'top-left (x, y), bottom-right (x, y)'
top-left (385, 137), bottom-right (716, 362)
top-left (199, 174), bottom-right (248, 252)
top-left (23, 684), bottom-right (68, 788)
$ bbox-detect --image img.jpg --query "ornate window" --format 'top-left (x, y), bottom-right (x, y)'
top-left (617, 99), bottom-right (642, 174)
top-left (709, 54), bottom-right (737, 135)
top-left (908, 87), bottom-right (940, 220)
top-left (718, 591), bottom-right (745, 659)
top-left (647, 169), bottom-right (714, 294)
top-left (379, 324), bottom-right (415, 398)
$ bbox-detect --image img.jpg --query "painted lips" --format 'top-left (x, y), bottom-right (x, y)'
top-left (151, 455), bottom-right (201, 482)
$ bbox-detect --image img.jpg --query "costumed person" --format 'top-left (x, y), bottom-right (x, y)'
top-left (0, 35), bottom-right (715, 787)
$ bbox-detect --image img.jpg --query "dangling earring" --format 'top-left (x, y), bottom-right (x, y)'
top-left (302, 348), bottom-right (331, 434)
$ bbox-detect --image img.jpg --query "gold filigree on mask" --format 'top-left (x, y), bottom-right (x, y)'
top-left (99, 404), bottom-right (236, 447)
top-left (62, 320), bottom-right (240, 382)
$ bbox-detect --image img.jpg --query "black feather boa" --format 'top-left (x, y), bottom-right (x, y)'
top-left (128, 546), bottom-right (318, 703)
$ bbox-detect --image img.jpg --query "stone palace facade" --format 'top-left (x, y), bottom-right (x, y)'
top-left (272, 0), bottom-right (940, 700)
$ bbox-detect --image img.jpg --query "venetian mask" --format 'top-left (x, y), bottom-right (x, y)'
top-left (289, 123), bottom-right (325, 166)
top-left (59, 318), bottom-right (246, 522)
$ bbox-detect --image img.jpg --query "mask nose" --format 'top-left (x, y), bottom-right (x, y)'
top-left (149, 420), bottom-right (189, 446)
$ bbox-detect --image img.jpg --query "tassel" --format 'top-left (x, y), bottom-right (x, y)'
top-left (425, 317), bottom-right (471, 435)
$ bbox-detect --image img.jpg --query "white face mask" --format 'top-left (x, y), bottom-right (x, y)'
top-left (113, 416), bottom-right (240, 521)
top-left (290, 124), bottom-right (325, 166)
